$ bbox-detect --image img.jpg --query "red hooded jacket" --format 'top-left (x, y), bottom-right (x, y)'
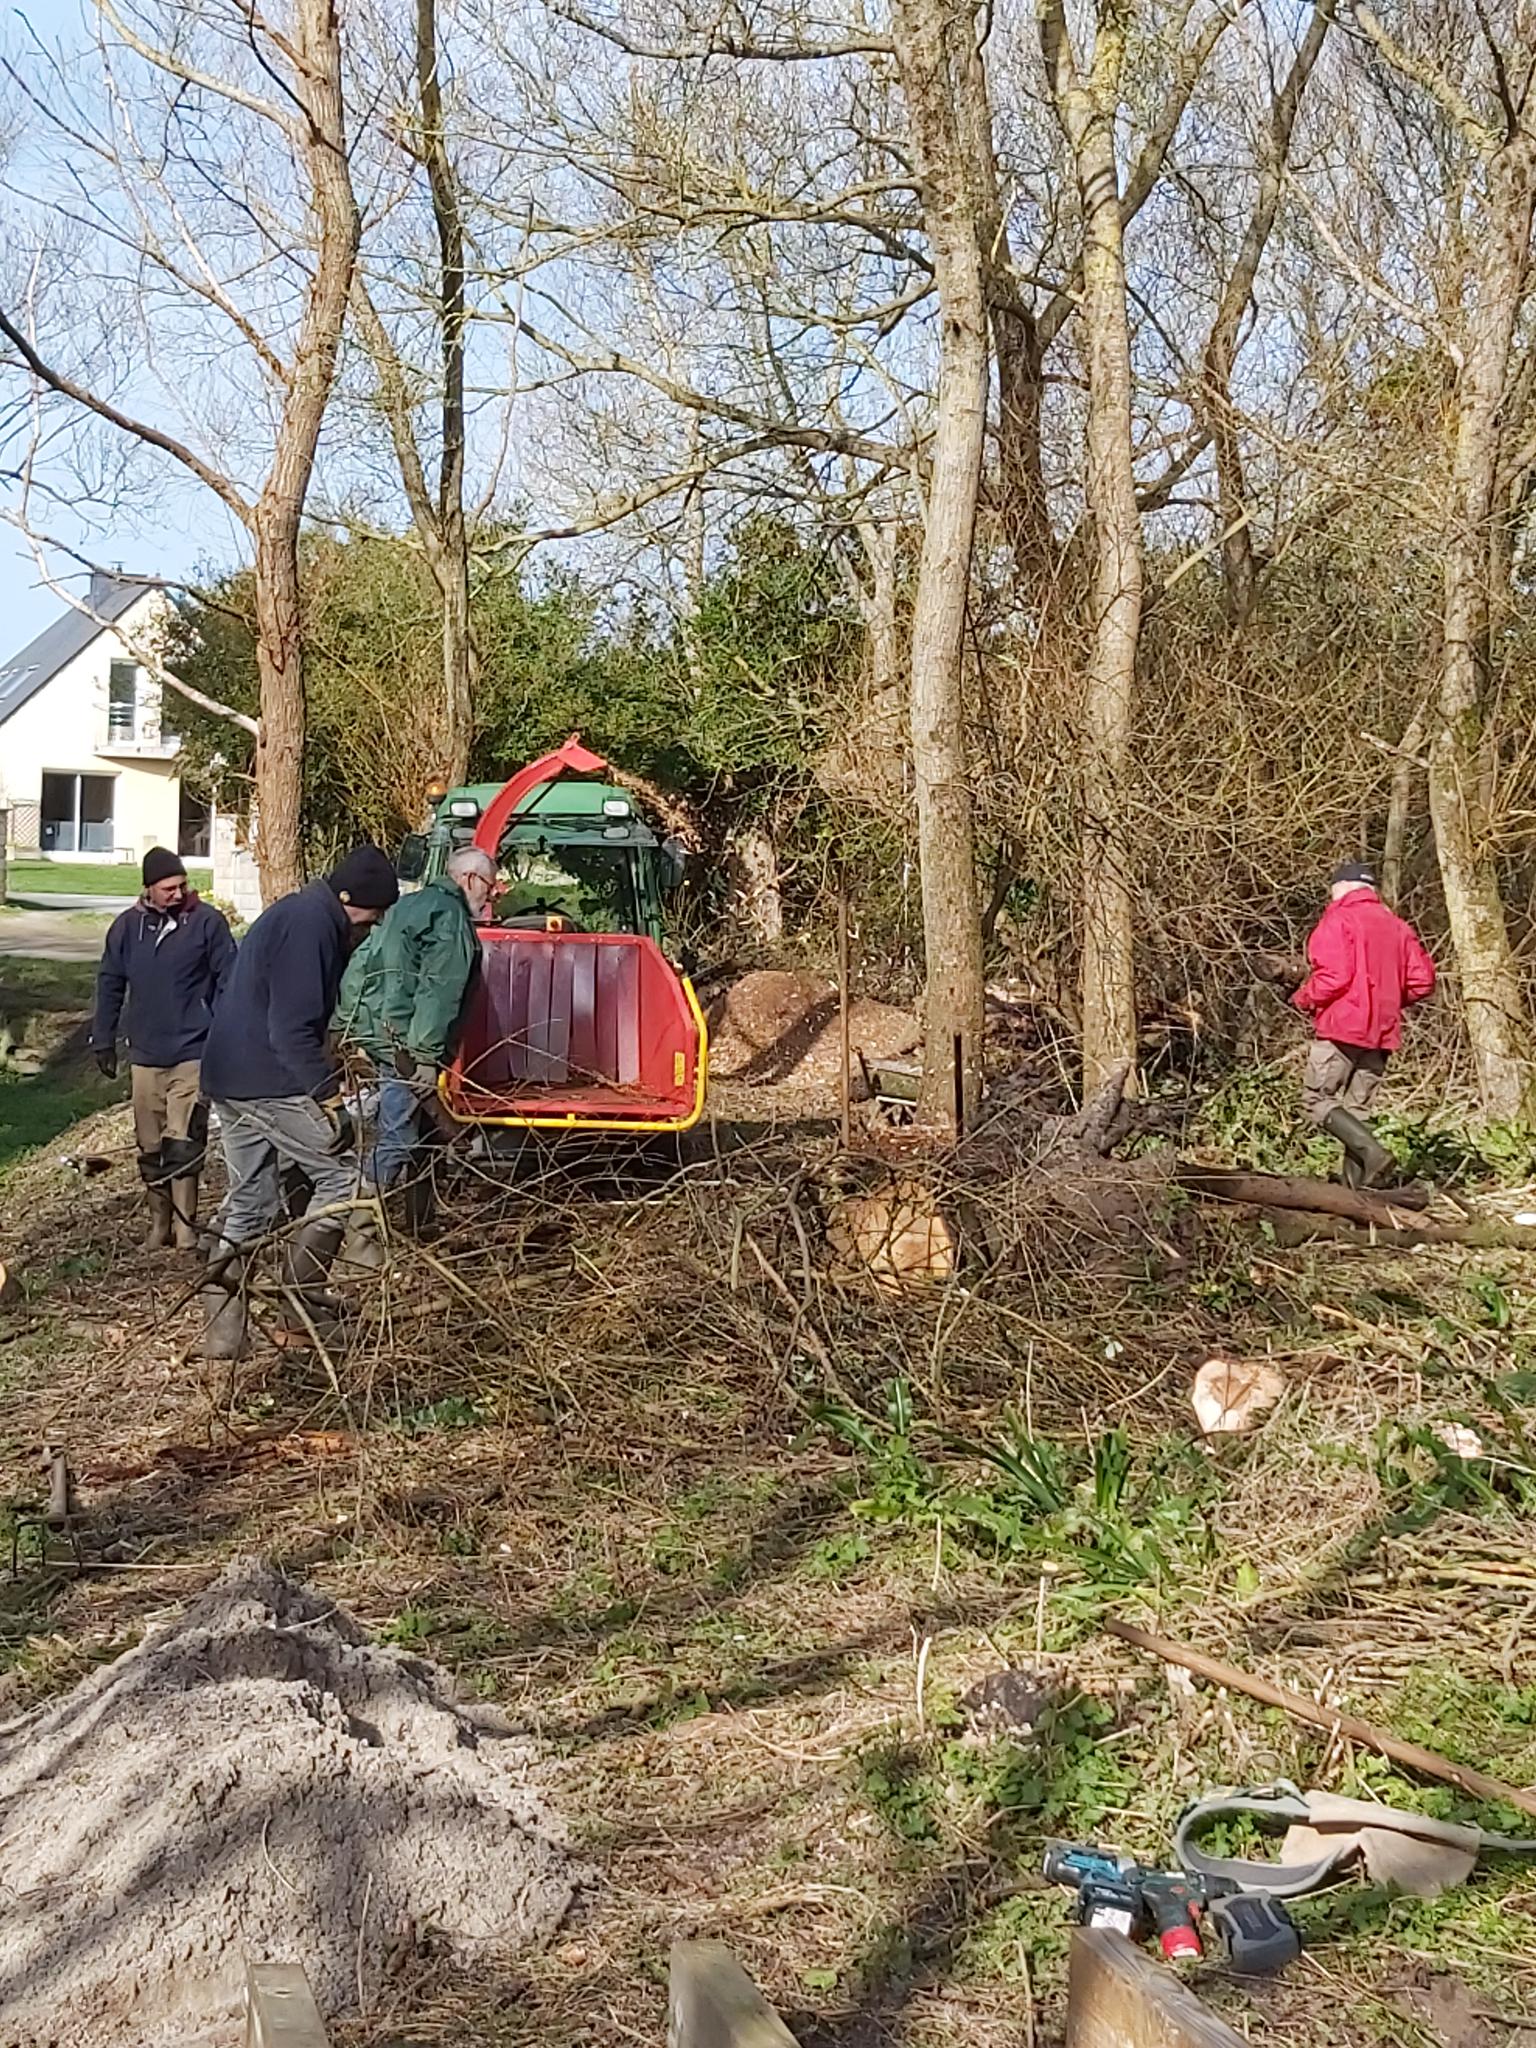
top-left (1293, 887), bottom-right (1436, 1050)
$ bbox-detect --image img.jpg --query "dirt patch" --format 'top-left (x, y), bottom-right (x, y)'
top-left (0, 1558), bottom-right (581, 2047)
top-left (706, 969), bottom-right (918, 1088)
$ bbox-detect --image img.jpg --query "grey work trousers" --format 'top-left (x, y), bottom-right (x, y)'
top-left (1301, 1040), bottom-right (1387, 1126)
top-left (212, 1096), bottom-right (358, 1247)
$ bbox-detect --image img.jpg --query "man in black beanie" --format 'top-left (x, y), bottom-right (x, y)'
top-left (91, 847), bottom-right (236, 1249)
top-left (196, 846), bottom-right (399, 1356)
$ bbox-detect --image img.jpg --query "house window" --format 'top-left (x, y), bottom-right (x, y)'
top-left (107, 659), bottom-right (138, 742)
top-left (178, 786), bottom-right (212, 859)
top-left (40, 771), bottom-right (116, 853)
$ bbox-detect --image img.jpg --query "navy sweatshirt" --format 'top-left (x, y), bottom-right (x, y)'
top-left (93, 893), bottom-right (237, 1069)
top-left (199, 881), bottom-right (353, 1102)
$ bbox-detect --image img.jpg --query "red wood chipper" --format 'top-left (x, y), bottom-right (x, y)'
top-left (430, 739), bottom-right (709, 1141)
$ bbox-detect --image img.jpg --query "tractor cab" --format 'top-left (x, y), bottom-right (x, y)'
top-left (398, 758), bottom-right (683, 948)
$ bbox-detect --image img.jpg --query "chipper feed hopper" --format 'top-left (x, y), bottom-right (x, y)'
top-left (428, 739), bottom-right (708, 1136)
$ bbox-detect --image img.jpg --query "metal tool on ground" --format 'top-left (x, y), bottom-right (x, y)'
top-left (1044, 1843), bottom-right (1147, 1941)
top-left (1044, 1843), bottom-right (1204, 1961)
top-left (1204, 1892), bottom-right (1301, 1976)
top-left (9, 1444), bottom-right (83, 1575)
top-left (1045, 1839), bottom-right (1298, 1975)
top-left (1137, 1871), bottom-right (1205, 1963)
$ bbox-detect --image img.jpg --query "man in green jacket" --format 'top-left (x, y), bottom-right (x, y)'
top-left (336, 846), bottom-right (497, 1191)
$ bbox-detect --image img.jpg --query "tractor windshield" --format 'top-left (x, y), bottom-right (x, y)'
top-left (494, 841), bottom-right (640, 934)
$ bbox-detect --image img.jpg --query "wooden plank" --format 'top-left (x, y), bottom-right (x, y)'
top-left (669, 1940), bottom-right (798, 2048)
top-left (244, 1962), bottom-right (330, 2048)
top-left (1065, 1930), bottom-right (1246, 2048)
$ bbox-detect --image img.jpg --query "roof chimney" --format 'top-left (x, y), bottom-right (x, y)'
top-left (89, 567), bottom-right (122, 612)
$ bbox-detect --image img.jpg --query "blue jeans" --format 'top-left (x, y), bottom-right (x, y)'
top-left (370, 1076), bottom-right (424, 1189)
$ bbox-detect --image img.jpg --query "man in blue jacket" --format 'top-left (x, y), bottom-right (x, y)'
top-left (196, 845), bottom-right (398, 1357)
top-left (92, 847), bottom-right (237, 1249)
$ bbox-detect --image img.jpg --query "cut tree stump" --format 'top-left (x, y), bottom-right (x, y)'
top-left (669, 1941), bottom-right (799, 2048)
top-left (1065, 1929), bottom-right (1246, 2048)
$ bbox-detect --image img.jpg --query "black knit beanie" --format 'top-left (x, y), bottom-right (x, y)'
top-left (328, 845), bottom-right (400, 911)
top-left (1331, 860), bottom-right (1377, 887)
top-left (142, 846), bottom-right (186, 888)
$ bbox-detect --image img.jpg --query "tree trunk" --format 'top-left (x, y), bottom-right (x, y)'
top-left (249, 0), bottom-right (360, 901)
top-left (890, 0), bottom-right (988, 1130)
top-left (1201, 5), bottom-right (1329, 634)
top-left (250, 518), bottom-right (307, 900)
top-left (417, 0), bottom-right (474, 784)
top-left (949, 27), bottom-right (1056, 591)
top-left (1430, 151), bottom-right (1536, 1124)
top-left (729, 822), bottom-right (785, 946)
top-left (1382, 704), bottom-right (1426, 908)
top-left (1042, 0), bottom-right (1142, 1098)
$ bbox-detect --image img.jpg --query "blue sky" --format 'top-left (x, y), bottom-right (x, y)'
top-left (0, 0), bottom-right (258, 660)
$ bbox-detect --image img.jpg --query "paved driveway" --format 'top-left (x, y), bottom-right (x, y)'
top-left (0, 908), bottom-right (112, 963)
top-left (6, 893), bottom-right (134, 913)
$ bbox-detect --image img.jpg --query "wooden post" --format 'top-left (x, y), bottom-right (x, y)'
top-left (837, 888), bottom-right (852, 1151)
top-left (244, 1962), bottom-right (330, 2048)
top-left (1065, 1930), bottom-right (1246, 2048)
top-left (669, 1940), bottom-right (799, 2048)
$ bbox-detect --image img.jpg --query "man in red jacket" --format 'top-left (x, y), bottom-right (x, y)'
top-left (1292, 861), bottom-right (1436, 1186)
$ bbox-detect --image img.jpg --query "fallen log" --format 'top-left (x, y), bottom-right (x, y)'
top-left (1106, 1619), bottom-right (1536, 1823)
top-left (1178, 1167), bottom-right (1536, 1248)
top-left (1179, 1167), bottom-right (1427, 1221)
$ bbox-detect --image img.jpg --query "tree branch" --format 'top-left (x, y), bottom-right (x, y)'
top-left (0, 308), bottom-right (253, 523)
top-left (2, 518), bottom-right (260, 737)
top-left (552, 3), bottom-right (892, 62)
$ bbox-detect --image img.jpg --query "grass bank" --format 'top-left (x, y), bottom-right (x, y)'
top-left (4, 861), bottom-right (211, 899)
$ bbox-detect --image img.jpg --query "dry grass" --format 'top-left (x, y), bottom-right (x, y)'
top-left (2, 1097), bottom-right (1536, 2047)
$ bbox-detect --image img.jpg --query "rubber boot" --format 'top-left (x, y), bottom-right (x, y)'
top-left (196, 1244), bottom-right (251, 1360)
top-left (145, 1185), bottom-right (174, 1250)
top-left (338, 1207), bottom-right (388, 1274)
top-left (278, 1217), bottom-right (346, 1342)
top-left (1323, 1106), bottom-right (1395, 1190)
top-left (171, 1177), bottom-right (201, 1251)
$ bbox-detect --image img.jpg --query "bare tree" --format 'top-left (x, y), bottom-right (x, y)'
top-left (1200, 2), bottom-right (1331, 631)
top-left (0, 0), bottom-right (360, 899)
top-left (1343, 0), bottom-right (1536, 1122)
top-left (349, 0), bottom-right (476, 787)
top-left (1040, 0), bottom-right (1146, 1094)
top-left (886, 0), bottom-right (988, 1125)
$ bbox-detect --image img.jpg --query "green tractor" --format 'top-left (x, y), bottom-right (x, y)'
top-left (397, 742), bottom-right (685, 948)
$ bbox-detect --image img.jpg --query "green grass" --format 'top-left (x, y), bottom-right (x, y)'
top-left (4, 861), bottom-right (210, 899)
top-left (0, 955), bottom-right (118, 1172)
top-left (0, 1069), bottom-right (120, 1174)
top-left (0, 956), bottom-right (97, 1012)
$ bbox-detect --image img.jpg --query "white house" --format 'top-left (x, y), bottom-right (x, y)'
top-left (0, 573), bottom-right (210, 864)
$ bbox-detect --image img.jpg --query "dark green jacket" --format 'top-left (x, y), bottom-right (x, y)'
top-left (334, 876), bottom-right (480, 1066)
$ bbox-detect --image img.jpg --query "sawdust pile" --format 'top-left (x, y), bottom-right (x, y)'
top-left (706, 969), bottom-right (918, 1088)
top-left (0, 1559), bottom-right (581, 2047)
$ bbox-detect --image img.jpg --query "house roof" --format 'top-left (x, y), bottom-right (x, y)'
top-left (0, 578), bottom-right (148, 728)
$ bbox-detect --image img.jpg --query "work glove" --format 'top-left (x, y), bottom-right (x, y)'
top-left (392, 1046), bottom-right (440, 1093)
top-left (319, 1095), bottom-right (356, 1156)
top-left (94, 1046), bottom-right (118, 1080)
